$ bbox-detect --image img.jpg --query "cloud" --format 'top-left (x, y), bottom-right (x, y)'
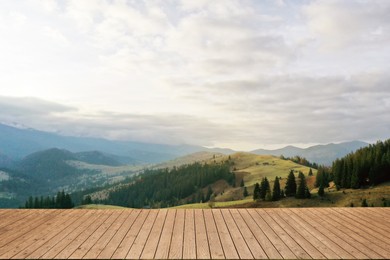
top-left (0, 1), bottom-right (389, 150)
top-left (304, 0), bottom-right (390, 49)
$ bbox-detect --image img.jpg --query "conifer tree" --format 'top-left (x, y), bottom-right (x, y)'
top-left (361, 198), bottom-right (368, 207)
top-left (304, 187), bottom-right (311, 199)
top-left (243, 187), bottom-right (249, 197)
top-left (308, 168), bottom-right (313, 176)
top-left (296, 172), bottom-right (307, 199)
top-left (265, 189), bottom-right (272, 201)
top-left (285, 170), bottom-right (297, 197)
top-left (260, 177), bottom-right (270, 200)
top-left (240, 179), bottom-right (245, 187)
top-left (253, 183), bottom-right (260, 200)
top-left (272, 176), bottom-right (281, 201)
top-left (318, 184), bottom-right (325, 197)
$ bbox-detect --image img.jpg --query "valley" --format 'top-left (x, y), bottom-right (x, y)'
top-left (0, 123), bottom-right (388, 210)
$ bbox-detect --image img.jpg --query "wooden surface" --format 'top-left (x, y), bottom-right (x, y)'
top-left (0, 208), bottom-right (389, 259)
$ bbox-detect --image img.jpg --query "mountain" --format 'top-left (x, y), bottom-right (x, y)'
top-left (74, 151), bottom-right (124, 166)
top-left (19, 148), bottom-right (80, 180)
top-left (0, 147), bottom-right (143, 207)
top-left (252, 141), bottom-right (369, 165)
top-left (0, 123), bottom-right (234, 163)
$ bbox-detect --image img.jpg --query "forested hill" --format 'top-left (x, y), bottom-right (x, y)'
top-left (332, 139), bottom-right (390, 188)
top-left (101, 162), bottom-right (235, 208)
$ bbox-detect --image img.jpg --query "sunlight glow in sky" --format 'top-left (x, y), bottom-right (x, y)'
top-left (0, 0), bottom-right (389, 150)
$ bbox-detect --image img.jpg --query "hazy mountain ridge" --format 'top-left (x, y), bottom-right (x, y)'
top-left (252, 141), bottom-right (369, 165)
top-left (0, 123), bottom-right (234, 164)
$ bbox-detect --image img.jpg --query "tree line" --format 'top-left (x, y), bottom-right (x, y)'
top-left (332, 139), bottom-right (390, 189)
top-left (280, 155), bottom-right (318, 169)
top-left (101, 162), bottom-right (235, 208)
top-left (252, 170), bottom-right (311, 201)
top-left (24, 190), bottom-right (74, 209)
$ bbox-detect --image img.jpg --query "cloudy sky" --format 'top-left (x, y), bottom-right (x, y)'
top-left (0, 0), bottom-right (389, 150)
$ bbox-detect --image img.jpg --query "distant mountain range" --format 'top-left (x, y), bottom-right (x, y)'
top-left (0, 123), bottom-right (234, 164)
top-left (251, 141), bottom-right (369, 166)
top-left (0, 123), bottom-right (370, 167)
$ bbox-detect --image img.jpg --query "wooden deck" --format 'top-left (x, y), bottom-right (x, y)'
top-left (0, 208), bottom-right (389, 259)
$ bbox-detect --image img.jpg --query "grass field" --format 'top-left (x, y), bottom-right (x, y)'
top-left (75, 204), bottom-right (128, 209)
top-left (171, 198), bottom-right (253, 209)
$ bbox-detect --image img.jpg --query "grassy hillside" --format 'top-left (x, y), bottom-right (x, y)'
top-left (81, 152), bottom-right (317, 207)
top-left (75, 204), bottom-right (128, 209)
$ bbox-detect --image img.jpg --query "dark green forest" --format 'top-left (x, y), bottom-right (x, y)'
top-left (24, 190), bottom-right (74, 209)
top-left (332, 139), bottom-right (390, 189)
top-left (101, 162), bottom-right (235, 208)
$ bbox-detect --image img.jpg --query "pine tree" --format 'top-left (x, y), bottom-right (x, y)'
top-left (272, 176), bottom-right (281, 201)
top-left (304, 187), bottom-right (311, 199)
top-left (361, 198), bottom-right (368, 207)
top-left (240, 179), bottom-right (245, 187)
top-left (285, 170), bottom-right (297, 197)
top-left (318, 184), bottom-right (325, 197)
top-left (296, 172), bottom-right (307, 199)
top-left (243, 187), bottom-right (249, 197)
top-left (308, 168), bottom-right (313, 176)
top-left (260, 177), bottom-right (270, 200)
top-left (253, 183), bottom-right (260, 201)
top-left (265, 189), bottom-right (272, 201)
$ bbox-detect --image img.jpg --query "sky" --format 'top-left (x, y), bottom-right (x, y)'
top-left (0, 0), bottom-right (389, 151)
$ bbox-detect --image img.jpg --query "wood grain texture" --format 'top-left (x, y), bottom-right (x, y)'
top-left (0, 208), bottom-right (389, 259)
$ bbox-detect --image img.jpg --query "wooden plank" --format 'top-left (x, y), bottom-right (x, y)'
top-left (288, 208), bottom-right (360, 259)
top-left (154, 209), bottom-right (176, 259)
top-left (168, 209), bottom-right (185, 259)
top-left (111, 209), bottom-right (150, 259)
top-left (39, 210), bottom-right (103, 259)
top-left (315, 208), bottom-right (390, 259)
top-left (83, 210), bottom-right (131, 259)
top-left (0, 209), bottom-right (52, 247)
top-left (6, 210), bottom-right (81, 259)
top-left (247, 208), bottom-right (294, 259)
top-left (375, 208), bottom-right (390, 219)
top-left (40, 210), bottom-right (104, 259)
top-left (0, 208), bottom-right (389, 259)
top-left (268, 208), bottom-right (327, 259)
top-left (277, 209), bottom-right (340, 259)
top-left (26, 210), bottom-right (95, 259)
top-left (53, 210), bottom-right (113, 259)
top-left (97, 209), bottom-right (140, 259)
top-left (126, 209), bottom-right (159, 259)
top-left (140, 209), bottom-right (168, 259)
top-left (194, 209), bottom-right (211, 259)
top-left (203, 209), bottom-right (225, 259)
top-left (337, 208), bottom-right (390, 234)
top-left (327, 208), bottom-right (390, 249)
top-left (238, 209), bottom-right (282, 259)
top-left (212, 209), bottom-right (239, 259)
top-left (0, 210), bottom-right (34, 229)
top-left (0, 210), bottom-right (57, 250)
top-left (355, 208), bottom-right (390, 223)
top-left (289, 209), bottom-right (367, 259)
top-left (220, 209), bottom-right (253, 259)
top-left (229, 209), bottom-right (268, 259)
top-left (304, 208), bottom-right (379, 259)
top-left (254, 209), bottom-right (306, 259)
top-left (69, 210), bottom-right (122, 259)
top-left (183, 209), bottom-right (196, 259)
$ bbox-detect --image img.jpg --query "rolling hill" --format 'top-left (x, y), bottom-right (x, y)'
top-left (83, 152), bottom-right (317, 208)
